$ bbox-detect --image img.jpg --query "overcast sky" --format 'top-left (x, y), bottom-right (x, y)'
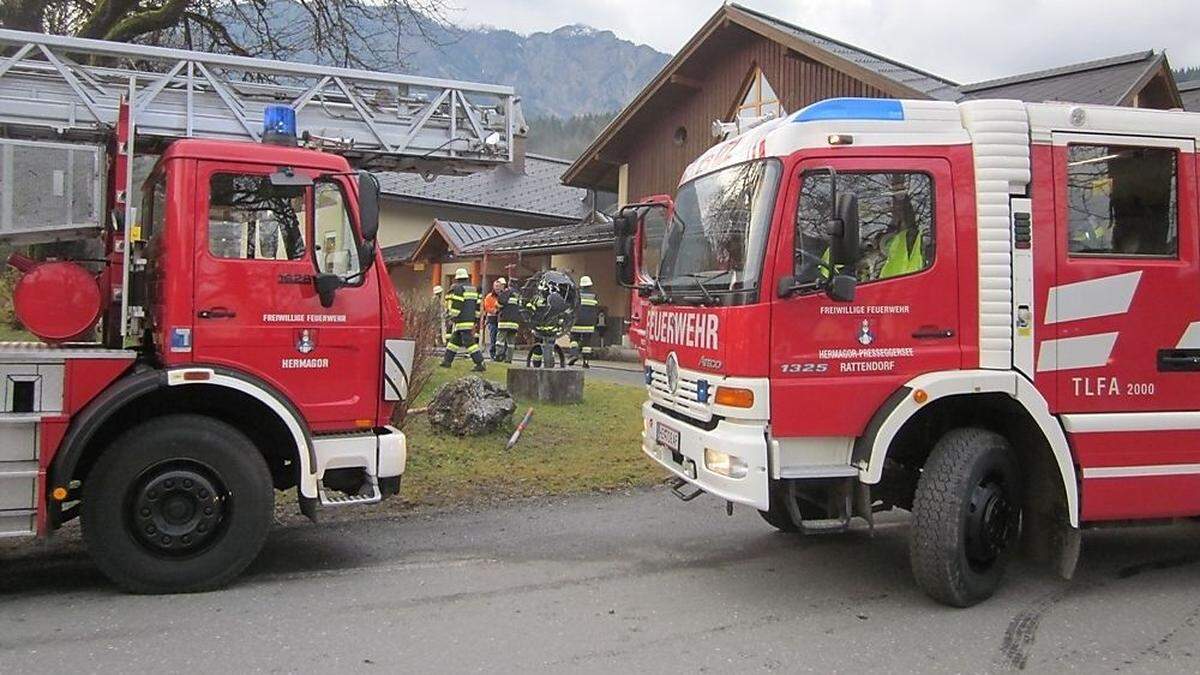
top-left (447, 0), bottom-right (1200, 83)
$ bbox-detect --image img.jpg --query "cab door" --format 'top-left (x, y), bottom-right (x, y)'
top-left (191, 164), bottom-right (380, 430)
top-left (769, 156), bottom-right (960, 438)
top-left (1045, 134), bottom-right (1200, 521)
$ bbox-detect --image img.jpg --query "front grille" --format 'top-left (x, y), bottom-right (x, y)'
top-left (647, 363), bottom-right (712, 423)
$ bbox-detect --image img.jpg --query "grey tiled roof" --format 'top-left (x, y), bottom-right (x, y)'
top-left (381, 239), bottom-right (420, 263)
top-left (1181, 80), bottom-right (1200, 112)
top-left (376, 154), bottom-right (589, 221)
top-left (958, 51), bottom-right (1156, 105)
top-left (463, 220), bottom-right (614, 255)
top-left (435, 221), bottom-right (522, 252)
top-left (731, 4), bottom-right (960, 100)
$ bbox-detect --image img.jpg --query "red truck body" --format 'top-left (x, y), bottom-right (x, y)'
top-left (618, 97), bottom-right (1200, 605)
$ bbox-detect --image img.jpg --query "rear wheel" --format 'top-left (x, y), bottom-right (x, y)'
top-left (909, 428), bottom-right (1021, 607)
top-left (81, 414), bottom-right (274, 594)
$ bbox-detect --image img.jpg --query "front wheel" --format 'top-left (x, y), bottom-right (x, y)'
top-left (909, 428), bottom-right (1021, 607)
top-left (81, 414), bottom-right (274, 594)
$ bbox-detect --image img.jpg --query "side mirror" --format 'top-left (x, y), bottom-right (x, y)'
top-left (613, 213), bottom-right (635, 238)
top-left (828, 273), bottom-right (856, 303)
top-left (615, 235), bottom-right (636, 288)
top-left (315, 273), bottom-right (342, 308)
top-left (357, 171), bottom-right (381, 243)
top-left (829, 193), bottom-right (860, 268)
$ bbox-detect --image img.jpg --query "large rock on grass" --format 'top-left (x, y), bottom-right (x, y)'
top-left (428, 376), bottom-right (516, 436)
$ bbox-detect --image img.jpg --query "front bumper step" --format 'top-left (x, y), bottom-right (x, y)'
top-left (318, 475), bottom-right (382, 507)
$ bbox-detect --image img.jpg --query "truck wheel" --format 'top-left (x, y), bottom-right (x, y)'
top-left (909, 428), bottom-right (1021, 607)
top-left (81, 414), bottom-right (274, 594)
top-left (758, 480), bottom-right (829, 533)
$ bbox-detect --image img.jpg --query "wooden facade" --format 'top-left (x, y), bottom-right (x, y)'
top-left (563, 4), bottom-right (1183, 202)
top-left (619, 23), bottom-right (892, 199)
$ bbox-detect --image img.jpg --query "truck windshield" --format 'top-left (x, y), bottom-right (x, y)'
top-left (658, 159), bottom-right (780, 298)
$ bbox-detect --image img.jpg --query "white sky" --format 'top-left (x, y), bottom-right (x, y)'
top-left (448, 0), bottom-right (1200, 83)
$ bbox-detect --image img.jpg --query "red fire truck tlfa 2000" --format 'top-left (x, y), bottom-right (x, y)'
top-left (0, 29), bottom-right (522, 592)
top-left (616, 96), bottom-right (1200, 606)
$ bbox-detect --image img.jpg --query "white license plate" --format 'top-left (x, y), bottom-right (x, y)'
top-left (655, 423), bottom-right (681, 454)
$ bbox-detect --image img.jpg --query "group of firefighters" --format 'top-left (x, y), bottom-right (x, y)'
top-left (435, 268), bottom-right (599, 371)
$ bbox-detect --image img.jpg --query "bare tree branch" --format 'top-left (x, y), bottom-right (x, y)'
top-left (1, 0), bottom-right (455, 70)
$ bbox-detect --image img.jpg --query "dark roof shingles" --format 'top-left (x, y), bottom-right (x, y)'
top-left (731, 4), bottom-right (960, 100)
top-left (958, 51), bottom-right (1157, 105)
top-left (1180, 80), bottom-right (1200, 112)
top-left (464, 220), bottom-right (614, 255)
top-left (377, 154), bottom-right (589, 221)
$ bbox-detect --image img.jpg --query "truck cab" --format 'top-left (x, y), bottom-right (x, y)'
top-left (0, 25), bottom-right (521, 593)
top-left (616, 97), bottom-right (1200, 606)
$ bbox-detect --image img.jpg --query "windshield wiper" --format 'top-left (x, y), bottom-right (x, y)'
top-left (646, 275), bottom-right (671, 304)
top-left (674, 270), bottom-right (735, 305)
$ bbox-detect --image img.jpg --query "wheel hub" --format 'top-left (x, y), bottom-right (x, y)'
top-left (130, 465), bottom-right (225, 556)
top-left (965, 479), bottom-right (1012, 566)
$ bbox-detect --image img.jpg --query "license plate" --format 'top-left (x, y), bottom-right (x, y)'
top-left (655, 422), bottom-right (681, 454)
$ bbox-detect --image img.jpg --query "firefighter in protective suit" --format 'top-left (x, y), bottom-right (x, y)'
top-left (440, 268), bottom-right (486, 371)
top-left (568, 276), bottom-right (598, 368)
top-left (493, 277), bottom-right (521, 363)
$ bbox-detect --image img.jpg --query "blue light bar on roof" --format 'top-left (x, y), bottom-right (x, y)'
top-left (793, 98), bottom-right (905, 123)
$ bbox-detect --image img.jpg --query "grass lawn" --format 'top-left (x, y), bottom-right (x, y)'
top-left (396, 359), bottom-right (666, 509)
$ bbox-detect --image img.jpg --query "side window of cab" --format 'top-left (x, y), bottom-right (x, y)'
top-left (794, 171), bottom-right (935, 284)
top-left (314, 180), bottom-right (362, 281)
top-left (207, 173), bottom-right (308, 261)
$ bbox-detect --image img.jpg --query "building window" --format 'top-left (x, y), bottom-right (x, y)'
top-left (1066, 144), bottom-right (1178, 257)
top-left (736, 68), bottom-right (784, 120)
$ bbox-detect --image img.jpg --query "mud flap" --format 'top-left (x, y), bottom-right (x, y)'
top-left (1022, 509), bottom-right (1081, 580)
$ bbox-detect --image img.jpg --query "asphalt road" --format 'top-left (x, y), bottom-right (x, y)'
top-left (3, 488), bottom-right (1200, 673)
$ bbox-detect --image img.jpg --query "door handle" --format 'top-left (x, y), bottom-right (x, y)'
top-left (912, 326), bottom-right (955, 339)
top-left (1158, 349), bottom-right (1200, 372)
top-left (197, 307), bottom-right (237, 319)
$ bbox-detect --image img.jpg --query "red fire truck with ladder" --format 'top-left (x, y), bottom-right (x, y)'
top-left (615, 96), bottom-right (1200, 606)
top-left (0, 28), bottom-right (523, 593)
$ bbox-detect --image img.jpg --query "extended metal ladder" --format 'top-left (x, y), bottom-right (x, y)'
top-left (0, 28), bottom-right (524, 175)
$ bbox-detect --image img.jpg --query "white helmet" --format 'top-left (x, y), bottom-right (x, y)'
top-left (432, 285), bottom-right (443, 295)
top-left (496, 277), bottom-right (507, 286)
top-left (454, 268), bottom-right (469, 280)
top-left (579, 275), bottom-right (593, 288)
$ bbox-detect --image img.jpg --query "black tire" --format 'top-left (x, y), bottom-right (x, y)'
top-left (758, 480), bottom-right (831, 533)
top-left (81, 414), bottom-right (274, 594)
top-left (909, 428), bottom-right (1021, 607)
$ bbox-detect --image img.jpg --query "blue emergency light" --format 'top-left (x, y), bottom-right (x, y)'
top-left (695, 379), bottom-right (710, 404)
top-left (793, 98), bottom-right (905, 123)
top-left (262, 105), bottom-right (298, 145)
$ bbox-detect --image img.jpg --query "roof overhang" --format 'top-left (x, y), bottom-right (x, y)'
top-left (562, 3), bottom-right (940, 191)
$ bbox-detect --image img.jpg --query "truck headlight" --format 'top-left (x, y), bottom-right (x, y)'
top-left (704, 448), bottom-right (748, 479)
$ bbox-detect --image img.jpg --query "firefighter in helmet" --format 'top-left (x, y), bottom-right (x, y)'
top-left (440, 268), bottom-right (486, 371)
top-left (493, 277), bottom-right (522, 363)
top-left (568, 276), bottom-right (598, 368)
